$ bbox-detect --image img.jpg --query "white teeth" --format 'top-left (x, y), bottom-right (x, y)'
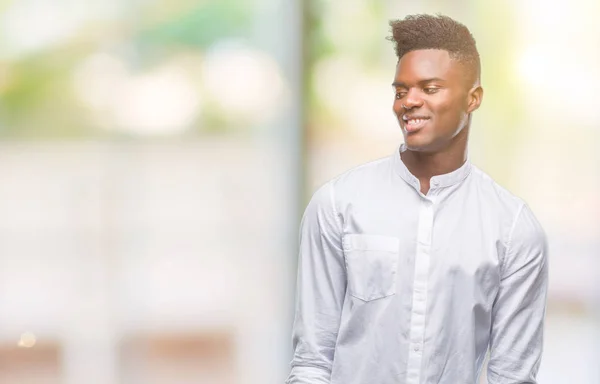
top-left (403, 116), bottom-right (427, 126)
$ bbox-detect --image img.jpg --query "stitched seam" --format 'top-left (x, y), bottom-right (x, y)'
top-left (329, 181), bottom-right (343, 231)
top-left (504, 203), bottom-right (526, 274)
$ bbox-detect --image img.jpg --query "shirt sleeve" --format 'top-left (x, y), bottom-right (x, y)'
top-left (286, 181), bottom-right (346, 384)
top-left (487, 204), bottom-right (549, 384)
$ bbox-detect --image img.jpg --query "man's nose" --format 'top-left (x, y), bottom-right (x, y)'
top-left (403, 88), bottom-right (424, 109)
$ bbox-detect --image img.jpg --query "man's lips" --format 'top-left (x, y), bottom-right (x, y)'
top-left (402, 115), bottom-right (430, 133)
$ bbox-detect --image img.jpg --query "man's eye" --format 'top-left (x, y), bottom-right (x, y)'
top-left (424, 87), bottom-right (439, 94)
top-left (395, 92), bottom-right (406, 99)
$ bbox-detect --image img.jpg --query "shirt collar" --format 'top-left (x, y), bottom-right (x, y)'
top-left (393, 143), bottom-right (472, 192)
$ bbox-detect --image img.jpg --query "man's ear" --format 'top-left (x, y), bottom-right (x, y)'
top-left (467, 86), bottom-right (483, 113)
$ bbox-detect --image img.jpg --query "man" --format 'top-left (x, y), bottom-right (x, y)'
top-left (286, 14), bottom-right (548, 384)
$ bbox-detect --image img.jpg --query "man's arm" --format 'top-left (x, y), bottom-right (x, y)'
top-left (487, 204), bottom-right (549, 384)
top-left (286, 181), bottom-right (346, 384)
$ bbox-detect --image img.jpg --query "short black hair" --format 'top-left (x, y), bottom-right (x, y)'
top-left (388, 14), bottom-right (480, 82)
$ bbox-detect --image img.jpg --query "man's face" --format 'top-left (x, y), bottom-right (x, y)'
top-left (392, 49), bottom-right (481, 153)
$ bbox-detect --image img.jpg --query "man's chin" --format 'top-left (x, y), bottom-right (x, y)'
top-left (403, 137), bottom-right (435, 152)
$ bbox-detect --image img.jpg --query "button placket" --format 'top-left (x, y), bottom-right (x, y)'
top-left (406, 197), bottom-right (434, 384)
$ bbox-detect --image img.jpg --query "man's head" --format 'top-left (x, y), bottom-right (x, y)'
top-left (389, 14), bottom-right (483, 153)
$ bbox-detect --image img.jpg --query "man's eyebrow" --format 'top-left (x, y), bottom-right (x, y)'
top-left (392, 78), bottom-right (445, 87)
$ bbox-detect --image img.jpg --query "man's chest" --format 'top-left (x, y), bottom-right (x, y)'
top-left (340, 198), bottom-right (503, 303)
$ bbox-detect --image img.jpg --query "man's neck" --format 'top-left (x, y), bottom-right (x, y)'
top-left (400, 132), bottom-right (468, 195)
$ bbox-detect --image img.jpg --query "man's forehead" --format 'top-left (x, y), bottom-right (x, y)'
top-left (394, 48), bottom-right (476, 86)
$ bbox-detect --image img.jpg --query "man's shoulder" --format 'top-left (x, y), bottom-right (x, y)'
top-left (308, 155), bottom-right (393, 206)
top-left (469, 164), bottom-right (527, 213)
top-left (328, 155), bottom-right (393, 189)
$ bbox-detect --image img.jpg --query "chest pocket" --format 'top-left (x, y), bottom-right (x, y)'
top-left (343, 234), bottom-right (400, 302)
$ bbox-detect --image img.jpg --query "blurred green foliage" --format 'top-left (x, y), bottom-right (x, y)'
top-left (0, 0), bottom-right (253, 139)
top-left (137, 0), bottom-right (252, 50)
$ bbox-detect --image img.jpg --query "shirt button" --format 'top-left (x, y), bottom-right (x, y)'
top-left (413, 345), bottom-right (420, 352)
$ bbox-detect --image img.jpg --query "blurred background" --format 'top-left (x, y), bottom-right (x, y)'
top-left (0, 0), bottom-right (598, 383)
